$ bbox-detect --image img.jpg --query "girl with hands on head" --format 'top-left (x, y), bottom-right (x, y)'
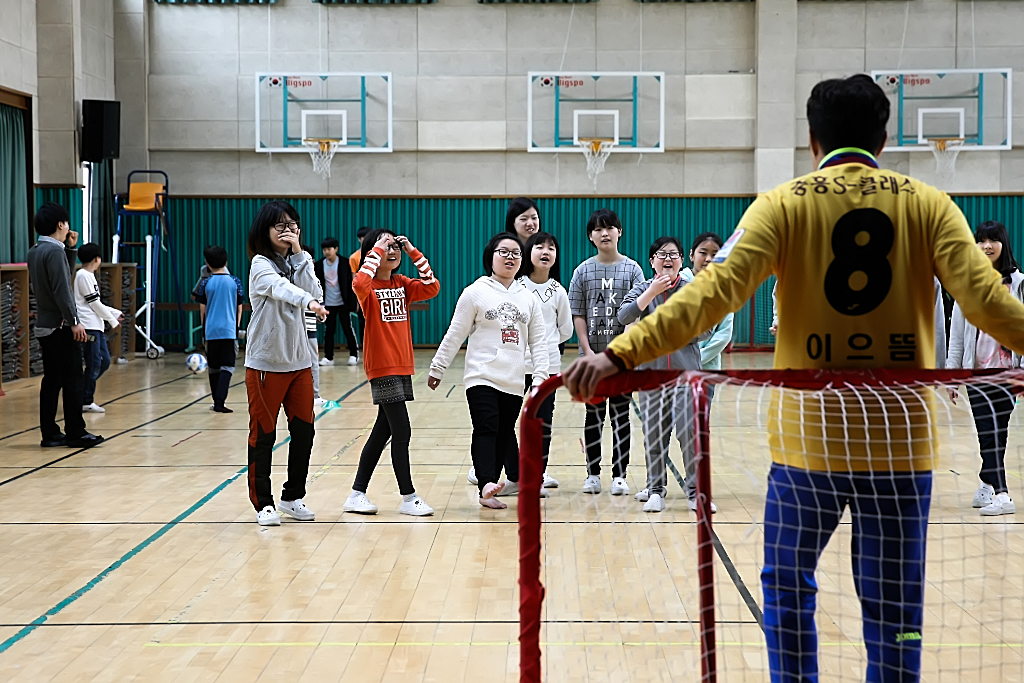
top-left (343, 228), bottom-right (441, 517)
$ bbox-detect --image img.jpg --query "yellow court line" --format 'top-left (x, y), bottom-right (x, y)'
top-left (142, 641), bottom-right (1024, 649)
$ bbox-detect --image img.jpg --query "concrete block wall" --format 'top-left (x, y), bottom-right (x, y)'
top-left (0, 0), bottom-right (1015, 196)
top-left (0, 0), bottom-right (39, 182)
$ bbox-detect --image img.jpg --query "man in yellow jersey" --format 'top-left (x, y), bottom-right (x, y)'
top-left (564, 74), bottom-right (1024, 682)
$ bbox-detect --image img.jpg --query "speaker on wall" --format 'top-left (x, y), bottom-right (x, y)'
top-left (81, 100), bottom-right (120, 162)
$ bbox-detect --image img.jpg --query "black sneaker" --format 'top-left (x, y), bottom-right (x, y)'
top-left (65, 433), bottom-right (105, 449)
top-left (40, 433), bottom-right (66, 448)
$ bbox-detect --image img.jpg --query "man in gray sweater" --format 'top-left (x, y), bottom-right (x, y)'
top-left (26, 203), bottom-right (104, 449)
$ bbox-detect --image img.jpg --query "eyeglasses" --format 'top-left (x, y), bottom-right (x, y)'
top-left (496, 248), bottom-right (522, 259)
top-left (384, 242), bottom-right (402, 252)
top-left (654, 251), bottom-right (682, 260)
top-left (273, 221), bottom-right (299, 233)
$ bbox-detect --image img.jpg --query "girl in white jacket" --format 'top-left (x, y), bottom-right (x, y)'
top-left (946, 220), bottom-right (1022, 516)
top-left (428, 234), bottom-right (549, 509)
top-left (517, 231), bottom-right (573, 492)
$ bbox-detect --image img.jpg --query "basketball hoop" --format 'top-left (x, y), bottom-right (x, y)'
top-left (302, 138), bottom-right (343, 180)
top-left (577, 138), bottom-right (615, 188)
top-left (927, 138), bottom-right (965, 179)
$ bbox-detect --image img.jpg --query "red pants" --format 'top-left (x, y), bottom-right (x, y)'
top-left (246, 368), bottom-right (315, 511)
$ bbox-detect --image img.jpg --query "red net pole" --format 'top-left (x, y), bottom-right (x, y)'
top-left (693, 379), bottom-right (717, 683)
top-left (519, 377), bottom-right (560, 683)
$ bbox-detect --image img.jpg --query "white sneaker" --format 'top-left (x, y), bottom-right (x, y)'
top-left (611, 477), bottom-right (629, 496)
top-left (313, 397), bottom-right (326, 408)
top-left (582, 475), bottom-right (601, 494)
top-left (643, 493), bottom-right (665, 513)
top-left (278, 498), bottom-right (315, 521)
top-left (319, 358), bottom-right (334, 366)
top-left (347, 356), bottom-right (358, 366)
top-left (635, 488), bottom-right (650, 502)
top-left (973, 484), bottom-right (995, 508)
top-left (542, 473), bottom-right (559, 488)
top-left (400, 496), bottom-right (434, 516)
top-left (343, 490), bottom-right (378, 514)
top-left (82, 403), bottom-right (105, 413)
top-left (980, 492), bottom-right (1015, 516)
top-left (496, 480), bottom-right (519, 497)
top-left (257, 506), bottom-right (281, 526)
top-left (688, 498), bottom-right (718, 514)
top-left (540, 488), bottom-right (550, 498)
top-left (467, 467), bottom-right (478, 485)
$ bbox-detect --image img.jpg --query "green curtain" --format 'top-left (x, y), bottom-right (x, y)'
top-left (89, 160), bottom-right (116, 259)
top-left (0, 103), bottom-right (29, 264)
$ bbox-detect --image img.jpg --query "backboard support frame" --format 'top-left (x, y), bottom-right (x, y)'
top-left (871, 68), bottom-right (1012, 153)
top-left (527, 71), bottom-right (665, 154)
top-left (255, 72), bottom-right (393, 155)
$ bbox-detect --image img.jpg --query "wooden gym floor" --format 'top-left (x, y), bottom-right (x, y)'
top-left (0, 350), bottom-right (1022, 682)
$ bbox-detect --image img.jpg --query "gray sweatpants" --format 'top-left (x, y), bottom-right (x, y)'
top-left (307, 336), bottom-right (321, 399)
top-left (638, 386), bottom-right (696, 499)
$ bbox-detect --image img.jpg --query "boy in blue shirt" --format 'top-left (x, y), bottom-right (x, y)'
top-left (194, 245), bottom-right (244, 413)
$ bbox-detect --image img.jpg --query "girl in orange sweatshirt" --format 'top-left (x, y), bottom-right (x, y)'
top-left (344, 229), bottom-right (440, 516)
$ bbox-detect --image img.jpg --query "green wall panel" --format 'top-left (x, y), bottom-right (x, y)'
top-left (34, 187), bottom-right (84, 238)
top-left (137, 194), bottom-right (1024, 351)
top-left (151, 196), bottom-right (763, 348)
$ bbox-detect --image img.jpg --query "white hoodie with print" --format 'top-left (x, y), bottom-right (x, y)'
top-left (429, 276), bottom-right (549, 396)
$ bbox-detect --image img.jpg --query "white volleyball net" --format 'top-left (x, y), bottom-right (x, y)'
top-left (517, 369), bottom-right (1024, 682)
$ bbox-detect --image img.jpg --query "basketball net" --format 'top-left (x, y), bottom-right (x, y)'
top-left (303, 138), bottom-right (343, 180)
top-left (577, 138), bottom-right (614, 189)
top-left (927, 138), bottom-right (964, 179)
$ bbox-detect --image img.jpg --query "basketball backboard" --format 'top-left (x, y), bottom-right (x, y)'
top-left (255, 73), bottom-right (393, 154)
top-left (527, 71), bottom-right (665, 154)
top-left (871, 69), bottom-right (1012, 152)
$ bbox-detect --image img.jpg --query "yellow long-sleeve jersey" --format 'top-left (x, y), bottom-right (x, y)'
top-left (608, 161), bottom-right (1024, 472)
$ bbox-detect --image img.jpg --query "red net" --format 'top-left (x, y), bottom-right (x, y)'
top-left (519, 368), bottom-right (1024, 682)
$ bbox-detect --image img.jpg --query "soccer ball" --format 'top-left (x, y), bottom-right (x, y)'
top-left (186, 353), bottom-right (208, 374)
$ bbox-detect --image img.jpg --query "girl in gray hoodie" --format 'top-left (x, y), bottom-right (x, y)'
top-left (244, 201), bottom-right (328, 527)
top-left (617, 236), bottom-right (704, 513)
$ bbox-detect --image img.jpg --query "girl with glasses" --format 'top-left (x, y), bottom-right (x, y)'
top-left (244, 201), bottom-right (328, 527)
top-left (343, 228), bottom-right (441, 517)
top-left (618, 236), bottom-right (703, 513)
top-left (428, 233), bottom-right (549, 509)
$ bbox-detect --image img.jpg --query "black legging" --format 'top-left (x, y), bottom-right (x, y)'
top-left (353, 401), bottom-right (414, 495)
top-left (467, 385), bottom-right (523, 494)
top-left (585, 394), bottom-right (631, 478)
top-left (967, 383), bottom-right (1015, 494)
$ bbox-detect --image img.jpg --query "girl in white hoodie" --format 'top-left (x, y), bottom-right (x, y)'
top-left (428, 234), bottom-right (549, 509)
top-left (517, 231), bottom-right (574, 492)
top-left (946, 220), bottom-right (1023, 516)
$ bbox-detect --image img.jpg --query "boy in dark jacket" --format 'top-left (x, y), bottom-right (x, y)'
top-left (315, 237), bottom-right (358, 366)
top-left (25, 203), bottom-right (104, 449)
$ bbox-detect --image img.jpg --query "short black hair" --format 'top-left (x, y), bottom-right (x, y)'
top-left (78, 242), bottom-right (102, 265)
top-left (483, 233), bottom-right (524, 276)
top-left (519, 231), bottom-right (561, 283)
top-left (321, 237), bottom-right (339, 250)
top-left (505, 197), bottom-right (540, 235)
top-left (247, 200), bottom-right (299, 260)
top-left (360, 228), bottom-right (397, 269)
top-left (356, 226), bottom-right (371, 240)
top-left (34, 202), bottom-right (70, 237)
top-left (975, 220), bottom-right (1019, 280)
top-left (586, 208), bottom-right (622, 238)
top-left (203, 245), bottom-right (228, 269)
top-left (689, 231), bottom-right (724, 255)
top-left (807, 74), bottom-right (890, 155)
top-left (649, 236), bottom-right (683, 260)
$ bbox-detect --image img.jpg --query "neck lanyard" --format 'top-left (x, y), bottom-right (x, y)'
top-left (818, 147), bottom-right (879, 170)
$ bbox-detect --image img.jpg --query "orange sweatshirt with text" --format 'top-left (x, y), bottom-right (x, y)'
top-left (353, 246), bottom-right (440, 380)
